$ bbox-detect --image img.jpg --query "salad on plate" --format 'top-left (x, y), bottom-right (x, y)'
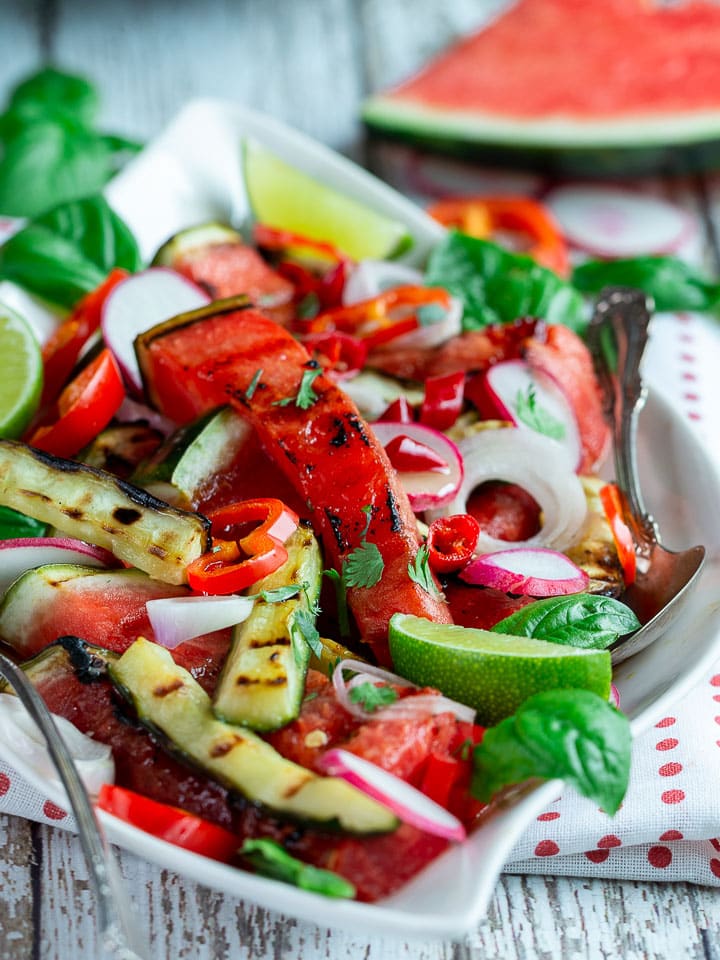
top-left (0, 124), bottom-right (647, 907)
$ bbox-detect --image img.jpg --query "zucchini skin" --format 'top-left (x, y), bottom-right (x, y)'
top-left (213, 525), bottom-right (322, 731)
top-left (0, 439), bottom-right (210, 584)
top-left (0, 635), bottom-right (116, 694)
top-left (109, 638), bottom-right (398, 835)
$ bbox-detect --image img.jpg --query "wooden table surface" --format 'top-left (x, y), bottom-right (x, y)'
top-left (2, 1), bottom-right (720, 957)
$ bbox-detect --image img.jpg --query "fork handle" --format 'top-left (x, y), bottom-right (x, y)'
top-left (588, 287), bottom-right (659, 550)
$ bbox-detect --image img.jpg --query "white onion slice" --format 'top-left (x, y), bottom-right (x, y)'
top-left (460, 548), bottom-right (589, 597)
top-left (0, 693), bottom-right (114, 799)
top-left (0, 538), bottom-right (115, 596)
top-left (318, 748), bottom-right (466, 842)
top-left (342, 260), bottom-right (423, 305)
top-left (370, 421), bottom-right (464, 512)
top-left (428, 428), bottom-right (587, 554)
top-left (481, 360), bottom-right (581, 470)
top-left (371, 296), bottom-right (463, 353)
top-left (101, 267), bottom-right (210, 391)
top-left (375, 694), bottom-right (476, 725)
top-left (146, 595), bottom-right (255, 649)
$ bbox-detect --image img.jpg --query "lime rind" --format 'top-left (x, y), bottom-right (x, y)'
top-left (0, 302), bottom-right (43, 439)
top-left (243, 138), bottom-right (413, 261)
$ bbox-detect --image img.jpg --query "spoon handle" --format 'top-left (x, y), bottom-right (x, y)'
top-left (588, 287), bottom-right (658, 551)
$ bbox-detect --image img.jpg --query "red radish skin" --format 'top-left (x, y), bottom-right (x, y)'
top-left (460, 547), bottom-right (589, 597)
top-left (370, 421), bottom-right (463, 511)
top-left (0, 539), bottom-right (116, 595)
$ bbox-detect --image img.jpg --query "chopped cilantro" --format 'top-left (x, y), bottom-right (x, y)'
top-left (408, 544), bottom-right (443, 599)
top-left (344, 541), bottom-right (384, 589)
top-left (323, 567), bottom-right (350, 637)
top-left (245, 367), bottom-right (263, 400)
top-left (259, 584), bottom-right (302, 603)
top-left (273, 367), bottom-right (322, 411)
top-left (348, 681), bottom-right (398, 713)
top-left (416, 303), bottom-right (447, 327)
top-left (303, 690), bottom-right (319, 704)
top-left (515, 385), bottom-right (566, 441)
top-left (297, 291), bottom-right (321, 319)
top-left (292, 607), bottom-right (323, 659)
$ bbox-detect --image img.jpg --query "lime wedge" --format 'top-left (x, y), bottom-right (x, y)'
top-left (389, 613), bottom-right (611, 727)
top-left (0, 302), bottom-right (42, 439)
top-left (243, 139), bottom-right (412, 260)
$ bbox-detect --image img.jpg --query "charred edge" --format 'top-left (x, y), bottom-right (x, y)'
top-left (324, 508), bottom-right (347, 551)
top-left (62, 507), bottom-right (83, 520)
top-left (229, 386), bottom-right (250, 408)
top-left (385, 485), bottom-right (402, 533)
top-left (113, 507), bottom-right (143, 526)
top-left (153, 679), bottom-right (185, 697)
top-left (276, 439), bottom-right (297, 465)
top-left (234, 675), bottom-right (287, 687)
top-left (345, 414), bottom-right (371, 447)
top-left (249, 637), bottom-right (292, 649)
top-left (55, 636), bottom-right (109, 684)
top-left (148, 545), bottom-right (168, 558)
top-left (210, 736), bottom-right (243, 758)
top-left (138, 295), bottom-right (253, 346)
top-left (304, 359), bottom-right (320, 370)
top-left (329, 418), bottom-right (348, 448)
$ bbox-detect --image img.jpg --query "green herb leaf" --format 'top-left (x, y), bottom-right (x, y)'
top-left (572, 256), bottom-right (720, 313)
top-left (323, 567), bottom-right (350, 637)
top-left (245, 368), bottom-right (263, 401)
top-left (241, 838), bottom-right (355, 899)
top-left (472, 689), bottom-right (630, 814)
top-left (492, 595), bottom-right (640, 649)
top-left (292, 608), bottom-right (323, 659)
top-left (348, 681), bottom-right (399, 713)
top-left (273, 367), bottom-right (322, 411)
top-left (425, 231), bottom-right (586, 334)
top-left (344, 541), bottom-right (384, 589)
top-left (407, 544), bottom-right (443, 599)
top-left (297, 291), bottom-right (321, 320)
top-left (259, 584), bottom-right (302, 604)
top-left (416, 302), bottom-right (447, 327)
top-left (515, 385), bottom-right (566, 441)
top-left (0, 505), bottom-right (47, 540)
top-left (0, 195), bottom-right (142, 308)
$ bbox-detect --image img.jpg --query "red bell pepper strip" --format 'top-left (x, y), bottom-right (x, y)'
top-left (28, 348), bottom-right (125, 459)
top-left (254, 223), bottom-right (351, 266)
top-left (139, 307), bottom-right (452, 663)
top-left (376, 396), bottom-right (414, 424)
top-left (97, 784), bottom-right (240, 862)
top-left (299, 331), bottom-right (367, 380)
top-left (599, 483), bottom-right (637, 586)
top-left (427, 197), bottom-right (570, 277)
top-left (384, 434), bottom-right (449, 474)
top-left (41, 268), bottom-right (129, 406)
top-left (419, 371), bottom-right (465, 431)
top-left (187, 498), bottom-right (299, 595)
top-left (426, 514), bottom-right (481, 575)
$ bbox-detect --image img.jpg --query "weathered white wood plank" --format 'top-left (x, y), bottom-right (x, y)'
top-left (0, 815), bottom-right (34, 960)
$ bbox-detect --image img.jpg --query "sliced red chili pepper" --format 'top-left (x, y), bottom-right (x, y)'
top-left (426, 514), bottom-right (481, 574)
top-left (41, 268), bottom-right (129, 406)
top-left (384, 434), bottom-right (449, 474)
top-left (187, 498), bottom-right (300, 595)
top-left (376, 396), bottom-right (415, 424)
top-left (419, 753), bottom-right (463, 810)
top-left (419, 371), bottom-right (465, 431)
top-left (97, 784), bottom-right (240, 862)
top-left (28, 348), bottom-right (125, 459)
top-left (254, 223), bottom-right (351, 266)
top-left (599, 483), bottom-right (637, 586)
top-left (428, 197), bottom-right (569, 277)
top-left (299, 331), bottom-right (367, 380)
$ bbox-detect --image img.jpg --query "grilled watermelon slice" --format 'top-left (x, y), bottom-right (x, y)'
top-left (363, 0), bottom-right (720, 175)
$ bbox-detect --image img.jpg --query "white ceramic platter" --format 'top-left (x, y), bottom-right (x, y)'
top-left (8, 99), bottom-right (720, 940)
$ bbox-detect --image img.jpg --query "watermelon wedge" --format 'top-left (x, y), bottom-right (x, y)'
top-left (363, 0), bottom-right (720, 174)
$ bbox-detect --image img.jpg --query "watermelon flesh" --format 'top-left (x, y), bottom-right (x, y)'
top-left (364, 0), bottom-right (720, 153)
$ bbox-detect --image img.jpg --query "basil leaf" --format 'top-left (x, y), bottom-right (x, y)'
top-left (0, 119), bottom-right (116, 217)
top-left (572, 256), bottom-right (720, 313)
top-left (8, 67), bottom-right (98, 126)
top-left (425, 231), bottom-right (586, 334)
top-left (241, 838), bottom-right (356, 899)
top-left (472, 688), bottom-right (630, 814)
top-left (0, 195), bottom-right (142, 308)
top-left (0, 506), bottom-right (47, 540)
top-left (491, 595), bottom-right (640, 650)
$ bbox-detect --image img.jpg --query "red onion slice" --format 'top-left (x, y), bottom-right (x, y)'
top-left (0, 538), bottom-right (116, 596)
top-left (429, 429), bottom-right (587, 554)
top-left (610, 684), bottom-right (621, 709)
top-left (318, 748), bottom-right (466, 842)
top-left (146, 595), bottom-right (255, 649)
top-left (460, 547), bottom-right (589, 597)
top-left (370, 421), bottom-right (463, 512)
top-left (101, 268), bottom-right (210, 392)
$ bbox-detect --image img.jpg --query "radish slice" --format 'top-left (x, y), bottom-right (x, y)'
top-left (544, 185), bottom-right (694, 258)
top-left (610, 684), bottom-right (621, 709)
top-left (318, 748), bottom-right (466, 842)
top-left (460, 547), bottom-right (589, 597)
top-left (371, 296), bottom-right (463, 352)
top-left (115, 396), bottom-right (176, 436)
top-left (0, 538), bottom-right (116, 596)
top-left (0, 693), bottom-right (114, 798)
top-left (478, 360), bottom-right (581, 470)
top-left (146, 595), bottom-right (256, 649)
top-left (101, 268), bottom-right (210, 391)
top-left (429, 428), bottom-right (587, 554)
top-left (370, 421), bottom-right (463, 512)
top-left (342, 260), bottom-right (423, 305)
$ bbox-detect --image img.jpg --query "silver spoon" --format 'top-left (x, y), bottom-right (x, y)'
top-left (588, 287), bottom-right (706, 665)
top-left (0, 650), bottom-right (149, 960)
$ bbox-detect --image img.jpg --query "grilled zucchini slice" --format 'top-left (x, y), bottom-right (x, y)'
top-left (0, 440), bottom-right (210, 584)
top-left (109, 637), bottom-right (397, 834)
